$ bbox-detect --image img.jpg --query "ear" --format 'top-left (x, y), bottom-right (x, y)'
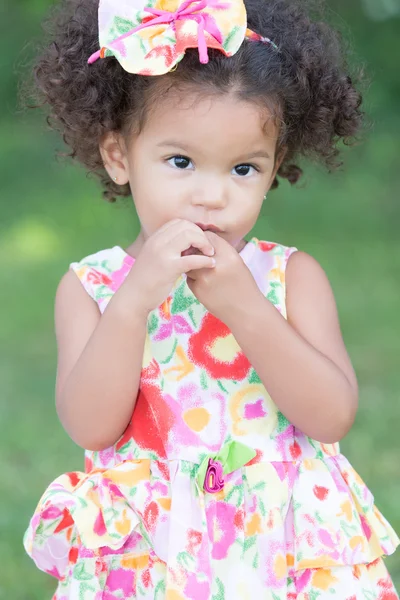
top-left (99, 132), bottom-right (130, 185)
top-left (269, 146), bottom-right (287, 185)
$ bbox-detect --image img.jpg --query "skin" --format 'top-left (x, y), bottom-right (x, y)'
top-left (55, 89), bottom-right (358, 450)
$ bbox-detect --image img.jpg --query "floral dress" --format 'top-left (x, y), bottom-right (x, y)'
top-left (24, 238), bottom-right (399, 599)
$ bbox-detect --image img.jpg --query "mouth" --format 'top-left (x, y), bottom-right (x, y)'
top-left (195, 223), bottom-right (222, 233)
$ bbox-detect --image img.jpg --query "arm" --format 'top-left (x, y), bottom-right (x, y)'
top-left (226, 251), bottom-right (358, 443)
top-left (55, 269), bottom-right (148, 451)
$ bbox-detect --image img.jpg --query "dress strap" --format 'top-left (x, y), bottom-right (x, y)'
top-left (249, 240), bottom-right (298, 319)
top-left (70, 246), bottom-right (134, 313)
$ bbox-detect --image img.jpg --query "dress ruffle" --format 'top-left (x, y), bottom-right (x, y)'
top-left (24, 453), bottom-right (399, 589)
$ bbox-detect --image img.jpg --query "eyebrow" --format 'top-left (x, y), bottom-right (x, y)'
top-left (157, 141), bottom-right (271, 161)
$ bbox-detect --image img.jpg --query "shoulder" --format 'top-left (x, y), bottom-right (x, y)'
top-left (286, 251), bottom-right (334, 303)
top-left (285, 250), bottom-right (341, 338)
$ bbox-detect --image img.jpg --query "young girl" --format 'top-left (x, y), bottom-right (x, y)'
top-left (24, 0), bottom-right (399, 597)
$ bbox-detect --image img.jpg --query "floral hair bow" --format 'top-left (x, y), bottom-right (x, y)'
top-left (88, 0), bottom-right (278, 75)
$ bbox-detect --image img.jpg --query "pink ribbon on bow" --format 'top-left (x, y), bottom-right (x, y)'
top-left (88, 0), bottom-right (230, 66)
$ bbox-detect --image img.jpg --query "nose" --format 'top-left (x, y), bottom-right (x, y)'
top-left (190, 175), bottom-right (228, 210)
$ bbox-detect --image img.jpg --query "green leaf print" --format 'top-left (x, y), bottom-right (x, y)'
top-left (309, 590), bottom-right (322, 600)
top-left (258, 498), bottom-right (267, 517)
top-left (277, 411), bottom-right (290, 433)
top-left (147, 313), bottom-right (159, 335)
top-left (225, 485), bottom-right (244, 505)
top-left (177, 550), bottom-right (196, 570)
top-left (171, 281), bottom-right (197, 314)
top-left (200, 370), bottom-right (208, 390)
top-left (251, 481), bottom-right (266, 493)
top-left (76, 496), bottom-right (88, 509)
top-left (79, 582), bottom-right (97, 600)
top-left (118, 441), bottom-right (132, 455)
top-left (223, 25), bottom-right (239, 49)
top-left (273, 245), bottom-right (285, 257)
top-left (159, 338), bottom-right (178, 365)
top-left (114, 16), bottom-right (136, 35)
top-left (212, 577), bottom-right (225, 600)
top-left (155, 579), bottom-right (166, 599)
top-left (308, 438), bottom-right (325, 459)
top-left (100, 259), bottom-right (112, 272)
top-left (252, 551), bottom-right (259, 569)
top-left (73, 562), bottom-right (93, 581)
top-left (244, 536), bottom-right (257, 552)
top-left (217, 380), bottom-right (228, 393)
top-left (267, 282), bottom-right (281, 305)
top-left (235, 538), bottom-right (244, 551)
top-left (341, 521), bottom-right (358, 537)
top-left (181, 460), bottom-right (198, 478)
top-left (249, 369), bottom-right (262, 384)
top-left (188, 307), bottom-right (197, 328)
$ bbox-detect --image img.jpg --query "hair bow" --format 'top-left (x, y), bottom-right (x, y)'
top-left (88, 0), bottom-right (277, 75)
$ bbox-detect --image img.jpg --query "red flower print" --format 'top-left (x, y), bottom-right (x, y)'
top-left (142, 568), bottom-right (151, 588)
top-left (144, 501), bottom-right (159, 534)
top-left (313, 485), bottom-right (329, 501)
top-left (187, 529), bottom-right (202, 553)
top-left (234, 509), bottom-right (244, 530)
top-left (116, 383), bottom-right (175, 458)
top-left (246, 448), bottom-right (263, 467)
top-left (145, 44), bottom-right (176, 69)
top-left (289, 440), bottom-right (302, 460)
top-left (54, 508), bottom-right (74, 534)
top-left (86, 269), bottom-right (113, 287)
top-left (259, 242), bottom-right (277, 252)
top-left (68, 546), bottom-right (78, 565)
top-left (377, 577), bottom-right (399, 599)
top-left (188, 313), bottom-right (251, 380)
top-left (141, 358), bottom-right (161, 383)
top-left (67, 472), bottom-right (82, 488)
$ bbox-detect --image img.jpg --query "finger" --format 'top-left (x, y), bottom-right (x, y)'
top-left (171, 228), bottom-right (215, 257)
top-left (203, 231), bottom-right (227, 250)
top-left (156, 221), bottom-right (215, 257)
top-left (179, 254), bottom-right (216, 273)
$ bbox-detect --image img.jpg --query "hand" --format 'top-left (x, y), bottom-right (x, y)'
top-left (126, 219), bottom-right (216, 315)
top-left (186, 233), bottom-right (261, 323)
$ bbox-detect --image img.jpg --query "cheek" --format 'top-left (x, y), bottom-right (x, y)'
top-left (132, 178), bottom-right (183, 231)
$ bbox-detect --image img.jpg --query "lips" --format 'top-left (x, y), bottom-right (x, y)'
top-left (195, 223), bottom-right (222, 233)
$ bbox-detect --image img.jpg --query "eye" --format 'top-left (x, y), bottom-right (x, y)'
top-left (233, 164), bottom-right (259, 177)
top-left (167, 155), bottom-right (193, 170)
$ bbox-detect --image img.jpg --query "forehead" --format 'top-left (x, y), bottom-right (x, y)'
top-left (140, 90), bottom-right (279, 155)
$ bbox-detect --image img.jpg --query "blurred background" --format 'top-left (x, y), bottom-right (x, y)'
top-left (1, 0), bottom-right (399, 597)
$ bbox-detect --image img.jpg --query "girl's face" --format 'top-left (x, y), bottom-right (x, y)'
top-left (102, 90), bottom-right (283, 253)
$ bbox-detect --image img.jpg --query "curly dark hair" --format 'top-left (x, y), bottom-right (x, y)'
top-left (28, 0), bottom-right (365, 202)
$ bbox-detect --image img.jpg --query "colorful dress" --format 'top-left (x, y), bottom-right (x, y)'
top-left (24, 238), bottom-right (399, 599)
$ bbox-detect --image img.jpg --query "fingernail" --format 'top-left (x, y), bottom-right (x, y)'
top-left (211, 258), bottom-right (216, 266)
top-left (210, 247), bottom-right (215, 256)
